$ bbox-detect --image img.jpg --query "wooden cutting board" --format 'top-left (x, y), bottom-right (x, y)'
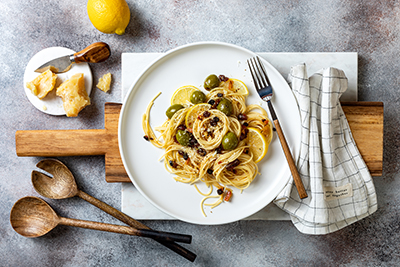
top-left (15, 102), bottom-right (384, 182)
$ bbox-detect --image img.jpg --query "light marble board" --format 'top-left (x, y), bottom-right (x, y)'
top-left (121, 52), bottom-right (358, 221)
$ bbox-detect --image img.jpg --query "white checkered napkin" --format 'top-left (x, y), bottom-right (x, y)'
top-left (274, 64), bottom-right (378, 235)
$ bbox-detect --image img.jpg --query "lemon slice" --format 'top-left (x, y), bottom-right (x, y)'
top-left (171, 85), bottom-right (199, 105)
top-left (185, 103), bottom-right (211, 129)
top-left (247, 127), bottom-right (269, 163)
top-left (222, 78), bottom-right (249, 96)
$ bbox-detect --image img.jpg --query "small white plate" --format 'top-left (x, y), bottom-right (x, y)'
top-left (119, 42), bottom-right (301, 225)
top-left (23, 47), bottom-right (93, 115)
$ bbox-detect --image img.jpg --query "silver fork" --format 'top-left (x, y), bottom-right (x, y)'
top-left (247, 57), bottom-right (307, 199)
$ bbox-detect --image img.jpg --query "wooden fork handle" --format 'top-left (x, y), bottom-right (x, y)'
top-left (273, 119), bottom-right (308, 199)
top-left (58, 217), bottom-right (191, 243)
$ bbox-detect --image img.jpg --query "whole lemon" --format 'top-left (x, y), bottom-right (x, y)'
top-left (87, 0), bottom-right (130, 35)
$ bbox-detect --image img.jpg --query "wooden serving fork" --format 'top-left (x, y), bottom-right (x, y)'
top-left (247, 57), bottom-right (307, 199)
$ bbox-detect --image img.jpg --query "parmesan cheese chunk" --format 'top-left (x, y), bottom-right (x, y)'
top-left (96, 73), bottom-right (112, 92)
top-left (26, 70), bottom-right (57, 99)
top-left (56, 73), bottom-right (90, 117)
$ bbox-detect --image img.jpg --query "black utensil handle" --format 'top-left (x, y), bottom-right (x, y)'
top-left (77, 190), bottom-right (196, 261)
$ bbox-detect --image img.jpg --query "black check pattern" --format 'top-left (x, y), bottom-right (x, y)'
top-left (274, 64), bottom-right (377, 235)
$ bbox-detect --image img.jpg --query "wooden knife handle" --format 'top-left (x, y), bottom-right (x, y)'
top-left (73, 42), bottom-right (111, 64)
top-left (273, 120), bottom-right (308, 199)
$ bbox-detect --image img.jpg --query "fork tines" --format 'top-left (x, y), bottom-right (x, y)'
top-left (247, 57), bottom-right (271, 90)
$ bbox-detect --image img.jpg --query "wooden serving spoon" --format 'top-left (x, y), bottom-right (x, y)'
top-left (31, 159), bottom-right (196, 262)
top-left (10, 196), bottom-right (189, 243)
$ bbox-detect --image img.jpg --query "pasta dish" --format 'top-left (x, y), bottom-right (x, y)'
top-left (142, 74), bottom-right (273, 216)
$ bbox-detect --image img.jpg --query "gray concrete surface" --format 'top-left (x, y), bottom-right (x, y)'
top-left (1, 0), bottom-right (399, 266)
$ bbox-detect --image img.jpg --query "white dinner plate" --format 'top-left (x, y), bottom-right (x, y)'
top-left (119, 42), bottom-right (301, 225)
top-left (24, 47), bottom-right (92, 115)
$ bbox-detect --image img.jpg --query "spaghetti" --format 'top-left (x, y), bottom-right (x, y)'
top-left (142, 76), bottom-right (273, 216)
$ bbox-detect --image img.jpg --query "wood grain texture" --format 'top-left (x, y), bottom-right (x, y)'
top-left (73, 42), bottom-right (111, 64)
top-left (341, 102), bottom-right (384, 176)
top-left (31, 159), bottom-right (195, 261)
top-left (10, 196), bottom-right (191, 242)
top-left (273, 119), bottom-right (308, 199)
top-left (15, 102), bottom-right (384, 183)
top-left (103, 103), bottom-right (128, 182)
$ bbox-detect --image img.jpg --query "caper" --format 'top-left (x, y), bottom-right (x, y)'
top-left (221, 132), bottom-right (238, 150)
top-left (190, 91), bottom-right (206, 104)
top-left (176, 130), bottom-right (190, 146)
top-left (217, 98), bottom-right (233, 116)
top-left (166, 104), bottom-right (184, 119)
top-left (204, 74), bottom-right (220, 91)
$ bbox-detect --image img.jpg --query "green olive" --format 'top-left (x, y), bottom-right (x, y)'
top-left (190, 91), bottom-right (206, 104)
top-left (222, 132), bottom-right (238, 151)
top-left (204, 74), bottom-right (220, 91)
top-left (166, 104), bottom-right (184, 119)
top-left (217, 98), bottom-right (233, 116)
top-left (176, 130), bottom-right (190, 146)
